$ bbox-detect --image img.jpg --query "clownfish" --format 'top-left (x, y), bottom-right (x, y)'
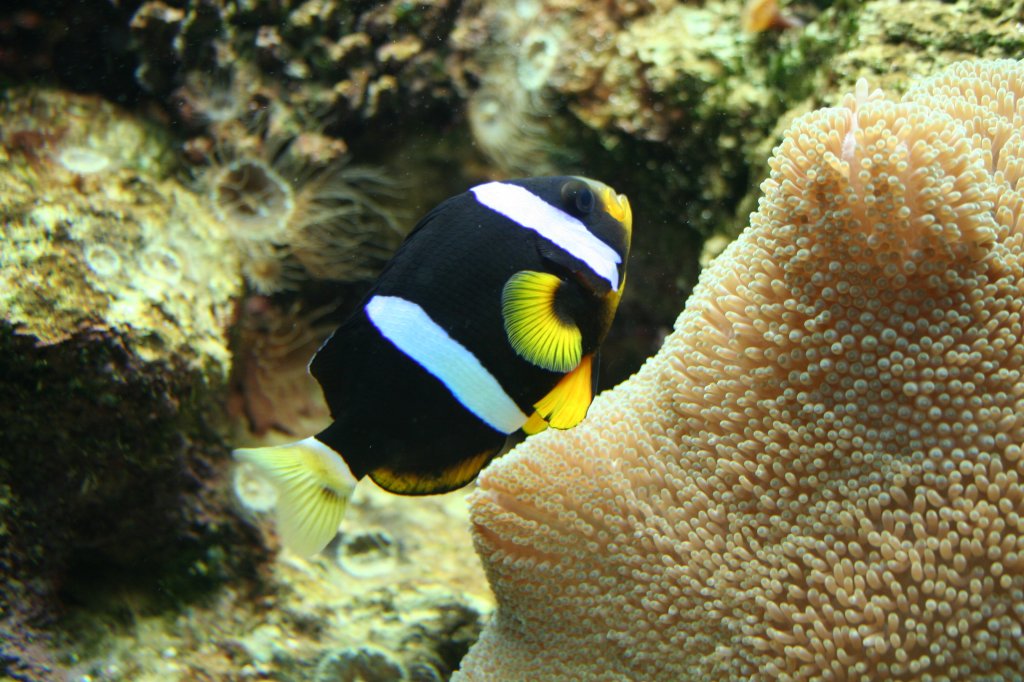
top-left (234, 176), bottom-right (632, 555)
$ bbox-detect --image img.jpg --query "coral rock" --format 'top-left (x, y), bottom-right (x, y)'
top-left (131, 0), bottom-right (461, 134)
top-left (0, 89), bottom-right (262, 677)
top-left (455, 59), bottom-right (1024, 680)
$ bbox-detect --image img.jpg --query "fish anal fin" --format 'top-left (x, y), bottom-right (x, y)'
top-left (532, 352), bottom-right (595, 430)
top-left (370, 448), bottom-right (497, 495)
top-left (233, 436), bottom-right (358, 556)
top-left (502, 270), bottom-right (582, 373)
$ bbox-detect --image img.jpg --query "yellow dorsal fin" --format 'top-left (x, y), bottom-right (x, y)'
top-left (502, 270), bottom-right (582, 373)
top-left (233, 437), bottom-right (358, 556)
top-left (529, 353), bottom-right (595, 431)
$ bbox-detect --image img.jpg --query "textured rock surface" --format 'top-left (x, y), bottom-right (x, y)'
top-left (128, 0), bottom-right (464, 148)
top-left (58, 484), bottom-right (490, 681)
top-left (0, 88), bottom-right (260, 679)
top-left (456, 59), bottom-right (1024, 680)
top-left (1, 89), bottom-right (238, 356)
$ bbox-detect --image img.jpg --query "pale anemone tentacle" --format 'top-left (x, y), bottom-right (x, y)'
top-left (455, 59), bottom-right (1024, 681)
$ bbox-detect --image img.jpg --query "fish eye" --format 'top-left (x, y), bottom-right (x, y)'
top-left (561, 180), bottom-right (595, 216)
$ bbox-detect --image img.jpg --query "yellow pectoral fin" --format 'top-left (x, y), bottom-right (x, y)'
top-left (502, 270), bottom-right (582, 373)
top-left (532, 353), bottom-right (595, 430)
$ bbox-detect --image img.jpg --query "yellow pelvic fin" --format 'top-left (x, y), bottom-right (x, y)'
top-left (530, 353), bottom-right (595, 430)
top-left (522, 410), bottom-right (550, 435)
top-left (370, 448), bottom-right (496, 495)
top-left (233, 436), bottom-right (358, 556)
top-left (502, 270), bottom-right (582, 373)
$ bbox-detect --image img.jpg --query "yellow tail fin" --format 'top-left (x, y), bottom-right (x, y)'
top-left (233, 437), bottom-right (358, 556)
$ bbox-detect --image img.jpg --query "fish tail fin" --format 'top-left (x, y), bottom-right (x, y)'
top-left (233, 436), bottom-right (359, 557)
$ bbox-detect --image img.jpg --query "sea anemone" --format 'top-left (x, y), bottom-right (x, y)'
top-left (516, 27), bottom-right (563, 93)
top-left (198, 132), bottom-right (403, 293)
top-left (56, 145), bottom-right (114, 175)
top-left (138, 244), bottom-right (185, 287)
top-left (335, 529), bottom-right (401, 578)
top-left (239, 240), bottom-right (304, 295)
top-left (232, 460), bottom-right (279, 513)
top-left (467, 71), bottom-right (572, 175)
top-left (286, 162), bottom-right (403, 283)
top-left (171, 68), bottom-right (251, 130)
top-left (455, 59), bottom-right (1024, 682)
top-left (228, 296), bottom-right (334, 438)
top-left (209, 158), bottom-right (296, 243)
top-left (82, 243), bottom-right (122, 279)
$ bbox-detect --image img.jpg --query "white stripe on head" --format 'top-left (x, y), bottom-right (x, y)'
top-left (365, 295), bottom-right (528, 435)
top-left (471, 181), bottom-right (621, 291)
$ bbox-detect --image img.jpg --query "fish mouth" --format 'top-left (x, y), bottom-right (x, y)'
top-left (576, 176), bottom-right (632, 231)
top-left (601, 186), bottom-right (632, 229)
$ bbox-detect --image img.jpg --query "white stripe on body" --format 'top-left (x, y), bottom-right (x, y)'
top-left (365, 295), bottom-right (528, 435)
top-left (470, 181), bottom-right (621, 291)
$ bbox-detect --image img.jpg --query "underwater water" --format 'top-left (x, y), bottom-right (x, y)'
top-left (3, 1), bottom-right (1024, 681)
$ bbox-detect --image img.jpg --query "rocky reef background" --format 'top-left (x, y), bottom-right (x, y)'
top-left (2, 0), bottom-right (1023, 680)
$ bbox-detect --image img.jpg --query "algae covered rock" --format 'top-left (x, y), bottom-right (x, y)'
top-left (130, 0), bottom-right (463, 143)
top-left (0, 88), bottom-right (490, 682)
top-left (0, 88), bottom-right (264, 677)
top-left (50, 482), bottom-right (490, 681)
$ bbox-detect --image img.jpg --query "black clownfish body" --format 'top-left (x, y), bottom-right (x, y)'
top-left (234, 177), bottom-right (633, 555)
